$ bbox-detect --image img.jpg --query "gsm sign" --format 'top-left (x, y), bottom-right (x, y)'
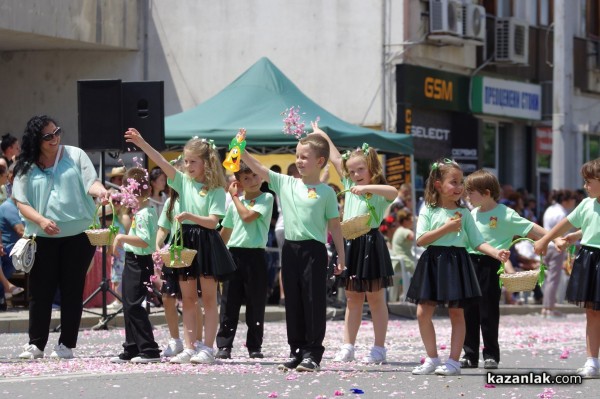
top-left (424, 77), bottom-right (453, 101)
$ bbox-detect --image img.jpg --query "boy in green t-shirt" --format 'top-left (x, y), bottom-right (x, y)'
top-left (109, 168), bottom-right (160, 364)
top-left (216, 161), bottom-right (274, 359)
top-left (242, 134), bottom-right (345, 372)
top-left (462, 170), bottom-right (546, 370)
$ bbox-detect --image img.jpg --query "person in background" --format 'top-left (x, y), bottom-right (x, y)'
top-left (107, 166), bottom-right (126, 188)
top-left (14, 115), bottom-right (108, 359)
top-left (148, 166), bottom-right (168, 217)
top-left (389, 210), bottom-right (415, 302)
top-left (1, 133), bottom-right (20, 166)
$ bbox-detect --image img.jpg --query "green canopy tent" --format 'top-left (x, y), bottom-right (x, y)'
top-left (165, 57), bottom-right (412, 155)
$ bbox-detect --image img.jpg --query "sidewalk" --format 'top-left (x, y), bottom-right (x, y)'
top-left (0, 302), bottom-right (584, 334)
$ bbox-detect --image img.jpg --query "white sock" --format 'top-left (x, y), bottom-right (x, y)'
top-left (373, 345), bottom-right (386, 354)
top-left (426, 356), bottom-right (441, 365)
top-left (585, 357), bottom-right (600, 369)
top-left (446, 358), bottom-right (461, 370)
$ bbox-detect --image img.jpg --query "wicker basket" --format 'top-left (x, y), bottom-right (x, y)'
top-left (498, 237), bottom-right (546, 292)
top-left (499, 270), bottom-right (540, 292)
top-left (85, 228), bottom-right (115, 246)
top-left (340, 214), bottom-right (371, 240)
top-left (159, 248), bottom-right (197, 268)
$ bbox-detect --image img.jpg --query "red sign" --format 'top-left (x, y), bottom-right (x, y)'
top-left (536, 127), bottom-right (552, 155)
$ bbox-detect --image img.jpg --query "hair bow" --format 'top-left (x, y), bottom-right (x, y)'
top-left (169, 154), bottom-right (183, 165)
top-left (431, 158), bottom-right (454, 171)
top-left (361, 143), bottom-right (370, 155)
top-left (201, 138), bottom-right (216, 150)
top-left (341, 150), bottom-right (351, 161)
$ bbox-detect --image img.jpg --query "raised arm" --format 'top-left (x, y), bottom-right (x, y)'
top-left (240, 152), bottom-right (270, 183)
top-left (310, 121), bottom-right (343, 178)
top-left (124, 128), bottom-right (176, 180)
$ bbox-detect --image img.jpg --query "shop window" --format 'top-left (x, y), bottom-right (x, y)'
top-left (583, 134), bottom-right (600, 162)
top-left (588, 0), bottom-right (600, 38)
top-left (482, 122), bottom-right (498, 172)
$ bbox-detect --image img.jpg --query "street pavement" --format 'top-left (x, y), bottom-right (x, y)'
top-left (0, 309), bottom-right (595, 398)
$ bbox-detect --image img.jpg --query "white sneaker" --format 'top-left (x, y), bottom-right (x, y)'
top-left (19, 344), bottom-right (44, 360)
top-left (577, 365), bottom-right (600, 379)
top-left (163, 338), bottom-right (184, 357)
top-left (169, 348), bottom-right (196, 364)
top-left (435, 363), bottom-right (461, 376)
top-left (412, 357), bottom-right (441, 375)
top-left (333, 344), bottom-right (355, 362)
top-left (49, 343), bottom-right (73, 359)
top-left (190, 347), bottom-right (216, 364)
top-left (362, 346), bottom-right (386, 364)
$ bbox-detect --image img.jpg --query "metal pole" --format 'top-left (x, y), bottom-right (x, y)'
top-left (551, 0), bottom-right (577, 190)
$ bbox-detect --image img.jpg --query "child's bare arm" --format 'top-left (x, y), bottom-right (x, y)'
top-left (228, 181), bottom-right (261, 223)
top-left (328, 217), bottom-right (345, 274)
top-left (112, 233), bottom-right (148, 254)
top-left (476, 242), bottom-right (510, 262)
top-left (310, 122), bottom-right (343, 178)
top-left (124, 128), bottom-right (176, 180)
top-left (175, 212), bottom-right (220, 229)
top-left (526, 223), bottom-right (548, 240)
top-left (349, 184), bottom-right (398, 202)
top-left (156, 227), bottom-right (169, 250)
top-left (416, 218), bottom-right (461, 247)
top-left (220, 227), bottom-right (232, 246)
top-left (241, 152), bottom-right (270, 183)
top-left (534, 218), bottom-right (574, 255)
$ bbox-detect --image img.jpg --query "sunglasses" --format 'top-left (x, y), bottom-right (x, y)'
top-left (42, 127), bottom-right (61, 142)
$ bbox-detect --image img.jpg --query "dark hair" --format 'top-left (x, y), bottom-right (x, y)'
top-left (581, 158), bottom-right (600, 181)
top-left (465, 169), bottom-right (501, 201)
top-left (270, 164), bottom-right (282, 174)
top-left (233, 161), bottom-right (253, 180)
top-left (1, 133), bottom-right (18, 153)
top-left (423, 158), bottom-right (463, 208)
top-left (0, 164), bottom-right (6, 176)
top-left (14, 115), bottom-right (57, 177)
top-left (149, 166), bottom-right (166, 195)
top-left (166, 159), bottom-right (184, 221)
top-left (551, 189), bottom-right (574, 204)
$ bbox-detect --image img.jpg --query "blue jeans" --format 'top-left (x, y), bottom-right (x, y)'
top-left (0, 254), bottom-right (16, 298)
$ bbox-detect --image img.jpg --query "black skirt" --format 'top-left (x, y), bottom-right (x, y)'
top-left (167, 224), bottom-right (237, 281)
top-left (566, 245), bottom-right (600, 310)
top-left (406, 246), bottom-right (481, 308)
top-left (341, 228), bottom-right (394, 292)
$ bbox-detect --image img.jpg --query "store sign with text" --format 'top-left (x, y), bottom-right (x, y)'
top-left (536, 127), bottom-right (552, 155)
top-left (385, 155), bottom-right (411, 189)
top-left (471, 76), bottom-right (542, 120)
top-left (399, 107), bottom-right (453, 160)
top-left (396, 65), bottom-right (470, 113)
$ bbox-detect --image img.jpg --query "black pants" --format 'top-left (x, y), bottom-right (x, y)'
top-left (121, 252), bottom-right (159, 357)
top-left (281, 240), bottom-right (327, 364)
top-left (216, 248), bottom-right (268, 352)
top-left (463, 254), bottom-right (501, 363)
top-left (28, 233), bottom-right (95, 350)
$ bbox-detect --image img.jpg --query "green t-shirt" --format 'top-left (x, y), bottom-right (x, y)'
top-left (167, 170), bottom-right (225, 223)
top-left (468, 203), bottom-right (534, 254)
top-left (124, 206), bottom-right (158, 255)
top-left (12, 145), bottom-right (98, 237)
top-left (416, 205), bottom-right (484, 249)
top-left (342, 178), bottom-right (393, 228)
top-left (157, 197), bottom-right (181, 233)
top-left (567, 197), bottom-right (600, 249)
top-left (392, 225), bottom-right (415, 271)
top-left (222, 192), bottom-right (274, 248)
top-left (268, 170), bottom-right (339, 244)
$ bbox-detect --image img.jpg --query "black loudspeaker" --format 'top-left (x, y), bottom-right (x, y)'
top-left (121, 81), bottom-right (165, 152)
top-left (78, 80), bottom-right (123, 151)
top-left (78, 80), bottom-right (165, 151)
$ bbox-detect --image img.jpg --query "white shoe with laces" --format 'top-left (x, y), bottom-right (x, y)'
top-left (577, 365), bottom-right (600, 379)
top-left (49, 343), bottom-right (73, 359)
top-left (163, 338), bottom-right (184, 357)
top-left (190, 347), bottom-right (216, 364)
top-left (412, 357), bottom-right (441, 375)
top-left (333, 344), bottom-right (355, 362)
top-left (169, 348), bottom-right (196, 364)
top-left (19, 344), bottom-right (44, 360)
top-left (362, 346), bottom-right (386, 364)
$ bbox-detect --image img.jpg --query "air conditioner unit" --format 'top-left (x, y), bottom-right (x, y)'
top-left (463, 3), bottom-right (486, 45)
top-left (495, 17), bottom-right (529, 64)
top-left (429, 0), bottom-right (464, 42)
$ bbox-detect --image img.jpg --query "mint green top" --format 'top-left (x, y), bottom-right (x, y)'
top-left (342, 178), bottom-right (392, 228)
top-left (222, 192), bottom-right (274, 248)
top-left (268, 170), bottom-right (339, 243)
top-left (13, 145), bottom-right (98, 238)
top-left (158, 197), bottom-right (180, 233)
top-left (416, 206), bottom-right (485, 249)
top-left (392, 225), bottom-right (415, 271)
top-left (124, 206), bottom-right (158, 255)
top-left (467, 203), bottom-right (534, 254)
top-left (167, 170), bottom-right (226, 223)
top-left (567, 197), bottom-right (600, 249)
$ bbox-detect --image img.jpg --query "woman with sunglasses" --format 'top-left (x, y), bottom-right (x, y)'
top-left (12, 115), bottom-right (109, 360)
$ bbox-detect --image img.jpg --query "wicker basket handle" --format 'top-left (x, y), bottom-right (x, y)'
top-left (89, 201), bottom-right (118, 237)
top-left (497, 237), bottom-right (546, 288)
top-left (166, 220), bottom-right (185, 266)
top-left (337, 189), bottom-right (379, 225)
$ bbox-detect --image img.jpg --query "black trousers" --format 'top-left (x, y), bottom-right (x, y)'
top-left (28, 233), bottom-right (95, 350)
top-left (463, 254), bottom-right (501, 363)
top-left (216, 248), bottom-right (268, 352)
top-left (121, 252), bottom-right (159, 357)
top-left (281, 239), bottom-right (327, 364)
